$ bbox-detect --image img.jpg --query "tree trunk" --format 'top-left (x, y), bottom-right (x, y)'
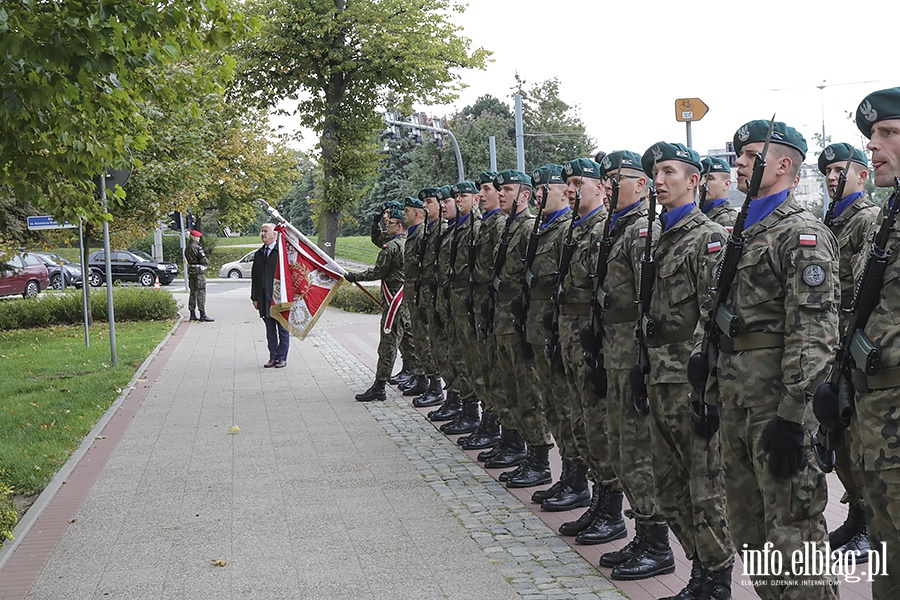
top-left (318, 210), bottom-right (340, 259)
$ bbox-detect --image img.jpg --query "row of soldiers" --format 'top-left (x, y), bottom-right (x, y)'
top-left (345, 86), bottom-right (900, 600)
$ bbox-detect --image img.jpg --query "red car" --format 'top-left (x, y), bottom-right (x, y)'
top-left (0, 252), bottom-right (50, 298)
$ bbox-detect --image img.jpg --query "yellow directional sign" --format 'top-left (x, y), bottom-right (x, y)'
top-left (675, 98), bottom-right (709, 123)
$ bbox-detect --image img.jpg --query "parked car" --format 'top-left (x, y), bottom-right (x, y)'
top-left (219, 250), bottom-right (255, 279)
top-left (87, 249), bottom-right (178, 287)
top-left (32, 252), bottom-right (83, 289)
top-left (0, 252), bottom-right (50, 298)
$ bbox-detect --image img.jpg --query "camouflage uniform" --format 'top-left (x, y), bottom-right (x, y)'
top-left (645, 205), bottom-right (733, 571)
top-left (473, 209), bottom-right (508, 417)
top-left (525, 207), bottom-right (574, 459)
top-left (435, 218), bottom-right (473, 399)
top-left (713, 193), bottom-right (838, 600)
top-left (559, 205), bottom-right (619, 488)
top-left (601, 199), bottom-right (663, 526)
top-left (402, 221), bottom-right (428, 378)
top-left (849, 203), bottom-right (900, 599)
top-left (184, 238), bottom-right (209, 315)
top-left (495, 207), bottom-right (551, 447)
top-left (701, 199), bottom-right (738, 232)
top-left (354, 232), bottom-right (408, 380)
top-left (448, 212), bottom-right (482, 399)
top-left (419, 218), bottom-right (445, 381)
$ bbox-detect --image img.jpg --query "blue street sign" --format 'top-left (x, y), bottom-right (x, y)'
top-left (27, 215), bottom-right (78, 230)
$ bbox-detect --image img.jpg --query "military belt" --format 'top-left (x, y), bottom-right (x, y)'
top-left (718, 332), bottom-right (784, 353)
top-left (497, 289), bottom-right (518, 301)
top-left (451, 280), bottom-right (469, 289)
top-left (530, 289), bottom-right (554, 301)
top-left (602, 307), bottom-right (639, 325)
top-left (851, 365), bottom-right (900, 392)
top-left (561, 303), bottom-right (591, 316)
top-left (474, 283), bottom-right (490, 294)
top-left (657, 326), bottom-right (695, 346)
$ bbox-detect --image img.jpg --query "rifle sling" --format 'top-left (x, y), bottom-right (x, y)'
top-left (718, 332), bottom-right (784, 353)
top-left (852, 365), bottom-right (900, 392)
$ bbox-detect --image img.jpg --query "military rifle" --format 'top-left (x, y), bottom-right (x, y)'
top-left (480, 187), bottom-right (521, 339)
top-left (689, 116), bottom-right (776, 431)
top-left (698, 161), bottom-right (711, 208)
top-left (414, 216), bottom-right (432, 317)
top-left (465, 200), bottom-right (478, 332)
top-left (631, 182), bottom-right (658, 416)
top-left (512, 183), bottom-right (550, 358)
top-left (544, 189), bottom-right (581, 370)
top-left (444, 203), bottom-right (463, 321)
top-left (430, 215), bottom-right (445, 329)
top-left (823, 152), bottom-right (855, 228)
top-left (813, 177), bottom-right (900, 471)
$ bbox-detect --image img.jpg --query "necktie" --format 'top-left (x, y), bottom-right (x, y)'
top-left (265, 246), bottom-right (270, 257)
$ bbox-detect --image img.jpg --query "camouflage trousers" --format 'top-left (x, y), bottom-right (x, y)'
top-left (449, 290), bottom-right (479, 401)
top-left (859, 467), bottom-right (900, 600)
top-left (719, 404), bottom-right (837, 600)
top-left (397, 297), bottom-right (418, 375)
top-left (648, 382), bottom-right (733, 571)
top-left (472, 289), bottom-right (503, 416)
top-left (560, 318), bottom-right (618, 490)
top-left (433, 289), bottom-right (472, 398)
top-left (533, 350), bottom-right (574, 460)
top-left (607, 367), bottom-right (663, 524)
top-left (496, 336), bottom-right (551, 447)
top-left (375, 303), bottom-right (409, 380)
top-left (406, 295), bottom-right (434, 377)
top-left (834, 427), bottom-right (865, 507)
top-left (188, 271), bottom-right (206, 313)
top-left (418, 288), bottom-right (444, 383)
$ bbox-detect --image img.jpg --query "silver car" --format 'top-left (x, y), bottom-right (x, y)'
top-left (219, 250), bottom-right (255, 279)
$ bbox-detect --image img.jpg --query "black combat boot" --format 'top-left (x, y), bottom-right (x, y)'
top-left (440, 399), bottom-right (481, 435)
top-left (427, 391), bottom-right (461, 421)
top-left (830, 503), bottom-right (871, 563)
top-left (401, 374), bottom-right (428, 395)
top-left (541, 462), bottom-right (591, 511)
top-left (575, 489), bottom-right (627, 545)
top-left (660, 558), bottom-right (704, 600)
top-left (199, 312), bottom-right (214, 322)
top-left (412, 377), bottom-right (444, 407)
top-left (698, 564), bottom-right (732, 600)
top-left (560, 483), bottom-right (605, 537)
top-left (532, 460), bottom-right (572, 503)
top-left (600, 523), bottom-right (645, 568)
top-left (389, 361), bottom-right (414, 386)
top-left (460, 411), bottom-right (502, 450)
top-left (506, 445), bottom-right (552, 488)
top-left (355, 378), bottom-right (387, 402)
top-left (609, 523), bottom-right (675, 581)
top-left (484, 429), bottom-right (527, 468)
top-left (189, 310), bottom-right (198, 321)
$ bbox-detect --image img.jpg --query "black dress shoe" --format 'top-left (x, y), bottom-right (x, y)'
top-left (199, 313), bottom-right (215, 322)
top-left (541, 484), bottom-right (591, 512)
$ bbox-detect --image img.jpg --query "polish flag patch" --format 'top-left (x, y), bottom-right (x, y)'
top-left (799, 234), bottom-right (817, 247)
top-left (725, 226), bottom-right (734, 233)
top-left (639, 227), bottom-right (648, 237)
top-left (707, 241), bottom-right (723, 253)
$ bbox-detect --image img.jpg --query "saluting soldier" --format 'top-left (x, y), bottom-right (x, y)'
top-left (697, 121), bottom-right (838, 599)
top-left (398, 196), bottom-right (430, 396)
top-left (345, 206), bottom-right (409, 402)
top-left (843, 88), bottom-right (900, 599)
top-left (185, 229), bottom-right (213, 322)
top-left (640, 142), bottom-right (734, 599)
top-left (817, 142), bottom-right (878, 562)
top-left (596, 151), bottom-right (673, 581)
top-left (699, 156), bottom-right (738, 231)
top-left (370, 200), bottom-right (402, 247)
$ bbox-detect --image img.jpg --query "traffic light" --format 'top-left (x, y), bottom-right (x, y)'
top-left (168, 211), bottom-right (182, 231)
top-left (432, 118), bottom-right (444, 148)
top-left (185, 210), bottom-right (194, 230)
top-left (381, 110), bottom-right (400, 139)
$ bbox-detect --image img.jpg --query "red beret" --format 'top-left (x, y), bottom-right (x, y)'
top-left (189, 230), bottom-right (202, 237)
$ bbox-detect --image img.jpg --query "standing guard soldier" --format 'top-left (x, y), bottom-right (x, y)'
top-left (817, 142), bottom-right (877, 562)
top-left (597, 151), bottom-right (673, 581)
top-left (693, 120), bottom-right (838, 599)
top-left (398, 196), bottom-right (429, 396)
top-left (185, 229), bottom-right (214, 322)
top-left (699, 156), bottom-right (738, 231)
top-left (345, 207), bottom-right (408, 402)
top-left (640, 142), bottom-right (734, 599)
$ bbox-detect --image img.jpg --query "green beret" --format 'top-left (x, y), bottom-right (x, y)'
top-left (598, 150), bottom-right (645, 178)
top-left (403, 196), bottom-right (424, 209)
top-left (531, 164), bottom-right (564, 186)
top-left (856, 87), bottom-right (900, 139)
top-left (562, 158), bottom-right (603, 180)
top-left (492, 170), bottom-right (532, 190)
top-left (474, 171), bottom-right (498, 187)
top-left (701, 156), bottom-right (732, 174)
top-left (641, 142), bottom-right (702, 176)
top-left (435, 185), bottom-right (454, 201)
top-left (451, 181), bottom-right (478, 195)
top-left (733, 120), bottom-right (807, 159)
top-left (817, 143), bottom-right (868, 174)
top-left (381, 200), bottom-right (404, 212)
top-left (387, 207), bottom-right (404, 221)
top-left (417, 187), bottom-right (439, 201)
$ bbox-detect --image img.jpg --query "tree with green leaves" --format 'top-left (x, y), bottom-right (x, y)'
top-left (234, 0), bottom-right (489, 257)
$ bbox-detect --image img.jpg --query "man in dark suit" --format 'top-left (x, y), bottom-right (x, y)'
top-left (251, 223), bottom-right (290, 368)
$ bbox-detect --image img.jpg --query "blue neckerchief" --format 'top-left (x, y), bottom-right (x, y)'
top-left (511, 206), bottom-right (529, 222)
top-left (481, 208), bottom-right (500, 220)
top-left (660, 203), bottom-right (695, 232)
top-left (426, 219), bottom-right (439, 232)
top-left (744, 188), bottom-right (790, 229)
top-left (390, 233), bottom-right (400, 241)
top-left (574, 204), bottom-right (604, 228)
top-left (701, 198), bottom-right (728, 215)
top-left (446, 216), bottom-right (458, 228)
top-left (456, 212), bottom-right (472, 227)
top-left (542, 206), bottom-right (570, 230)
top-left (407, 223), bottom-right (420, 237)
top-left (832, 191), bottom-right (864, 220)
top-left (610, 200), bottom-right (642, 230)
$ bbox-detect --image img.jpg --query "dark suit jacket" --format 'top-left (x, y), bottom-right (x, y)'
top-left (251, 244), bottom-right (278, 318)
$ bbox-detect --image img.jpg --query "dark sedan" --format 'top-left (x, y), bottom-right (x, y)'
top-left (87, 250), bottom-right (179, 287)
top-left (32, 252), bottom-right (83, 289)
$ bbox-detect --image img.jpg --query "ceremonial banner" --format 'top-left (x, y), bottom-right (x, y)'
top-left (269, 218), bottom-right (346, 340)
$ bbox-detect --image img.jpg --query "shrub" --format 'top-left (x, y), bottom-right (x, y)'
top-left (0, 288), bottom-right (178, 330)
top-left (0, 475), bottom-right (16, 542)
top-left (329, 283), bottom-right (382, 315)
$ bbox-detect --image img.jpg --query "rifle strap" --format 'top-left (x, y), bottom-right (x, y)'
top-left (718, 332), bottom-right (784, 353)
top-left (852, 365), bottom-right (900, 392)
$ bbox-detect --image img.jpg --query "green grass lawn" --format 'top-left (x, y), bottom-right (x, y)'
top-left (0, 320), bottom-right (175, 496)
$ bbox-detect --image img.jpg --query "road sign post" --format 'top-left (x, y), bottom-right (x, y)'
top-left (674, 98), bottom-right (709, 149)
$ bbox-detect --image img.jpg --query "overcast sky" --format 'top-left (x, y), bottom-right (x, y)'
top-left (281, 0), bottom-right (898, 165)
